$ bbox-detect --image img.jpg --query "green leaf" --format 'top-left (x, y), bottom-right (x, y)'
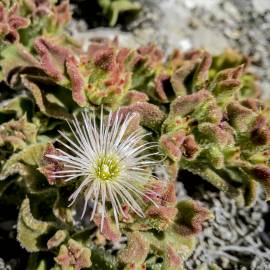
top-left (17, 198), bottom-right (52, 252)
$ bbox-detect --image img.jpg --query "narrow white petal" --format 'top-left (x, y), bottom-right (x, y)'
top-left (47, 108), bottom-right (161, 231)
top-left (90, 181), bottom-right (101, 221)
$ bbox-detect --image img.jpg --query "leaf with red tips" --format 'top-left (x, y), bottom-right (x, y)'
top-left (154, 74), bottom-right (171, 103)
top-left (21, 76), bottom-right (72, 120)
top-left (0, 3), bottom-right (29, 43)
top-left (94, 214), bottom-right (121, 241)
top-left (66, 57), bottom-right (86, 107)
top-left (118, 102), bottom-right (166, 131)
top-left (0, 116), bottom-right (37, 151)
top-left (55, 239), bottom-right (92, 270)
top-left (118, 231), bottom-right (149, 266)
top-left (227, 101), bottom-right (255, 132)
top-left (170, 90), bottom-right (211, 117)
top-left (34, 37), bottom-right (72, 80)
top-left (146, 205), bottom-right (178, 230)
top-left (163, 246), bottom-right (182, 270)
top-left (174, 200), bottom-right (212, 236)
top-left (53, 0), bottom-right (71, 29)
top-left (250, 165), bottom-right (270, 200)
top-left (123, 90), bottom-right (149, 105)
top-left (192, 51), bottom-right (212, 91)
top-left (160, 131), bottom-right (185, 162)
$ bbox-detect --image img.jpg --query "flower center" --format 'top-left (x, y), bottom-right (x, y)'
top-left (95, 155), bottom-right (120, 181)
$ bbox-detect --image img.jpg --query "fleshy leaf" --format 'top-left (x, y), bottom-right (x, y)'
top-left (0, 115), bottom-right (37, 151)
top-left (55, 239), bottom-right (91, 270)
top-left (47, 230), bottom-right (68, 249)
top-left (174, 200), bottom-right (212, 236)
top-left (118, 231), bottom-right (149, 266)
top-left (17, 197), bottom-right (52, 252)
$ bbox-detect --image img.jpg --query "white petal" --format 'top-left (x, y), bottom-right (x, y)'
top-left (47, 108), bottom-right (161, 230)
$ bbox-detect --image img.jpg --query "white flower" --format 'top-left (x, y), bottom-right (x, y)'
top-left (46, 108), bottom-right (160, 230)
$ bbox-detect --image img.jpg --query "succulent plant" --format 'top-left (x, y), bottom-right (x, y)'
top-left (160, 50), bottom-right (270, 206)
top-left (0, 0), bottom-right (71, 46)
top-left (0, 1), bottom-right (269, 269)
top-left (97, 0), bottom-right (141, 26)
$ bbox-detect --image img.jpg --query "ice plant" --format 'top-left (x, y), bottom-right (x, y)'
top-left (46, 108), bottom-right (160, 230)
top-left (0, 2), bottom-right (255, 268)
